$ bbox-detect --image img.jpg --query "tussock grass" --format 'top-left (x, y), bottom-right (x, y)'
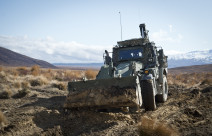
top-left (30, 76), bottom-right (48, 86)
top-left (63, 70), bottom-right (82, 81)
top-left (13, 88), bottom-right (30, 98)
top-left (200, 78), bottom-right (212, 85)
top-left (0, 66), bottom-right (98, 99)
top-left (17, 66), bottom-right (29, 76)
top-left (13, 81), bottom-right (21, 89)
top-left (21, 81), bottom-right (30, 89)
top-left (0, 110), bottom-right (7, 127)
top-left (138, 116), bottom-right (178, 136)
top-left (31, 65), bottom-right (40, 76)
top-left (0, 88), bottom-right (12, 99)
top-left (85, 69), bottom-right (98, 79)
top-left (51, 82), bottom-right (67, 91)
top-left (0, 71), bottom-right (7, 82)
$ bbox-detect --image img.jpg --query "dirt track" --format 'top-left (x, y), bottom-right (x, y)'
top-left (0, 84), bottom-right (212, 136)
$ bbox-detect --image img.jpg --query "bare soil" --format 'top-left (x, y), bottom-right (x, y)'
top-left (0, 84), bottom-right (212, 136)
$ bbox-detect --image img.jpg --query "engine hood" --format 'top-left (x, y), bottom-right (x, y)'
top-left (114, 61), bottom-right (143, 77)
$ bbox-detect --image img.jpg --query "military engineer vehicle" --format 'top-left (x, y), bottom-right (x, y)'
top-left (64, 24), bottom-right (168, 111)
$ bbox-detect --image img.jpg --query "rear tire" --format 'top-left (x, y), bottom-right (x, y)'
top-left (141, 80), bottom-right (156, 111)
top-left (156, 75), bottom-right (168, 102)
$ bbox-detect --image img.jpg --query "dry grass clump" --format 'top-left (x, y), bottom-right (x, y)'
top-left (42, 68), bottom-right (53, 80)
top-left (138, 116), bottom-right (178, 136)
top-left (13, 81), bottom-right (21, 89)
top-left (0, 66), bottom-right (2, 72)
top-left (13, 88), bottom-right (30, 98)
top-left (63, 70), bottom-right (82, 81)
top-left (16, 67), bottom-right (29, 76)
top-left (30, 76), bottom-right (48, 86)
top-left (0, 89), bottom-right (12, 99)
top-left (0, 110), bottom-right (7, 127)
top-left (0, 84), bottom-right (12, 99)
top-left (21, 81), bottom-right (30, 89)
top-left (31, 65), bottom-right (40, 76)
top-left (200, 78), bottom-right (212, 85)
top-left (0, 71), bottom-right (7, 82)
top-left (84, 69), bottom-right (98, 79)
top-left (51, 82), bottom-right (67, 91)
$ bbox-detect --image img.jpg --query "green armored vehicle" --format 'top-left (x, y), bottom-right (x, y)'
top-left (64, 24), bottom-right (168, 111)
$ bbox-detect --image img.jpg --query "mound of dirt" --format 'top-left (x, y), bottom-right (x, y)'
top-left (0, 84), bottom-right (212, 136)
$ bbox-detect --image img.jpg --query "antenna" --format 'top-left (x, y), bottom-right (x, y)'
top-left (119, 11), bottom-right (123, 41)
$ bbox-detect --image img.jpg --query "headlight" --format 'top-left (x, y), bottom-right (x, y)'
top-left (144, 70), bottom-right (149, 74)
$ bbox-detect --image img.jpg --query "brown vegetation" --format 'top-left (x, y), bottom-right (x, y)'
top-left (31, 65), bottom-right (40, 76)
top-left (52, 82), bottom-right (67, 91)
top-left (138, 116), bottom-right (178, 136)
top-left (13, 88), bottom-right (30, 98)
top-left (168, 72), bottom-right (212, 87)
top-left (0, 89), bottom-right (12, 99)
top-left (16, 67), bottom-right (28, 76)
top-left (13, 82), bottom-right (21, 89)
top-left (21, 81), bottom-right (30, 89)
top-left (85, 69), bottom-right (98, 79)
top-left (0, 110), bottom-right (7, 127)
top-left (30, 77), bottom-right (48, 86)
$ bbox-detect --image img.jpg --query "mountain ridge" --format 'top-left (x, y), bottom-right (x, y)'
top-left (168, 49), bottom-right (212, 68)
top-left (0, 46), bottom-right (56, 68)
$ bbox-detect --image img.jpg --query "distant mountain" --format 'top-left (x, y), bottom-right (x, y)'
top-left (169, 64), bottom-right (212, 74)
top-left (168, 49), bottom-right (212, 68)
top-left (54, 63), bottom-right (103, 70)
top-left (54, 49), bottom-right (212, 69)
top-left (0, 46), bottom-right (56, 68)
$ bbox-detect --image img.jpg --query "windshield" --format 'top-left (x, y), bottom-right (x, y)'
top-left (119, 48), bottom-right (143, 61)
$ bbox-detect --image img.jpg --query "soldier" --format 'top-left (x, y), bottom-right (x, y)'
top-left (105, 50), bottom-right (111, 65)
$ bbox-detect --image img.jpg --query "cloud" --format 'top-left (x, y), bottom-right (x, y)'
top-left (0, 35), bottom-right (112, 63)
top-left (165, 50), bottom-right (185, 56)
top-left (150, 25), bottom-right (183, 43)
top-left (169, 24), bottom-right (173, 32)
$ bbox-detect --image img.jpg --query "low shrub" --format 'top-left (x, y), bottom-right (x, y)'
top-left (17, 67), bottom-right (28, 76)
top-left (64, 70), bottom-right (83, 81)
top-left (43, 72), bottom-right (52, 80)
top-left (11, 69), bottom-right (19, 76)
top-left (0, 110), bottom-right (7, 126)
top-left (13, 82), bottom-right (21, 89)
top-left (21, 81), bottom-right (30, 89)
top-left (0, 71), bottom-right (6, 82)
top-left (0, 89), bottom-right (12, 99)
top-left (30, 79), bottom-right (41, 86)
top-left (85, 69), bottom-right (98, 79)
top-left (13, 88), bottom-right (30, 98)
top-left (52, 82), bottom-right (67, 91)
top-left (31, 65), bottom-right (40, 76)
top-left (30, 76), bottom-right (48, 86)
top-left (201, 78), bottom-right (212, 85)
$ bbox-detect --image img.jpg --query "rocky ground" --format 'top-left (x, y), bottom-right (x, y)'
top-left (0, 83), bottom-right (211, 136)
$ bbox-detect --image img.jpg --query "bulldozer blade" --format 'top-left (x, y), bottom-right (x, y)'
top-left (64, 76), bottom-right (142, 109)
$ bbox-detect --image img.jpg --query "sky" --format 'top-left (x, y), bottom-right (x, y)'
top-left (0, 0), bottom-right (211, 63)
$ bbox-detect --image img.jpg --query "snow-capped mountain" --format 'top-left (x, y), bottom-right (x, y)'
top-left (168, 49), bottom-right (212, 68)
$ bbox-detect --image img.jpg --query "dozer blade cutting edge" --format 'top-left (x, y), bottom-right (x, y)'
top-left (64, 76), bottom-right (142, 109)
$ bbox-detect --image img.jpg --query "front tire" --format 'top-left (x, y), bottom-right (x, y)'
top-left (141, 80), bottom-right (156, 111)
top-left (156, 75), bottom-right (168, 102)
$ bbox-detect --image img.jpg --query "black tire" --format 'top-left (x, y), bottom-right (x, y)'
top-left (156, 75), bottom-right (168, 103)
top-left (141, 80), bottom-right (156, 111)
